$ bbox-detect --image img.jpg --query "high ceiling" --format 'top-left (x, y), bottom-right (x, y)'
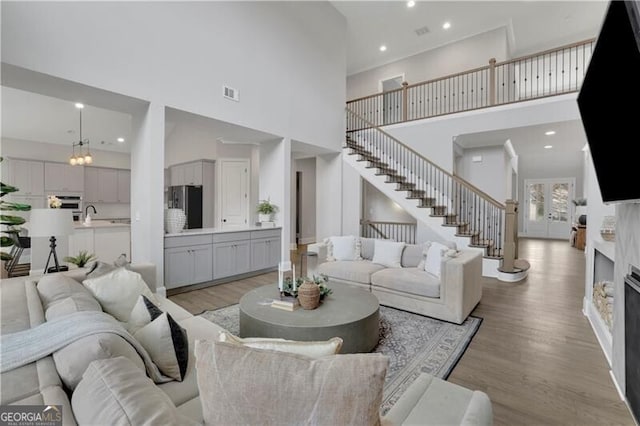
top-left (332, 1), bottom-right (608, 75)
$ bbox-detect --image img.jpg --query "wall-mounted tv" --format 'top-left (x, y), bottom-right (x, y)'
top-left (577, 0), bottom-right (640, 204)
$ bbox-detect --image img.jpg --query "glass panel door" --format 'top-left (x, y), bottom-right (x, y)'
top-left (524, 178), bottom-right (575, 239)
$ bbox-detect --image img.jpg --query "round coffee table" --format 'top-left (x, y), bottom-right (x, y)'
top-left (239, 284), bottom-right (380, 353)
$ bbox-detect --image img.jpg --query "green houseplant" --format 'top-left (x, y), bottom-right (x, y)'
top-left (64, 250), bottom-right (97, 268)
top-left (0, 157), bottom-right (30, 262)
top-left (257, 199), bottom-right (277, 222)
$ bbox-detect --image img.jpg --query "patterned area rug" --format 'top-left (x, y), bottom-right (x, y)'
top-left (199, 305), bottom-right (481, 415)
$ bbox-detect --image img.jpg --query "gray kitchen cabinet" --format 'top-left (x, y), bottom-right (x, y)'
top-left (251, 236), bottom-right (281, 271)
top-left (45, 162), bottom-right (84, 192)
top-left (164, 244), bottom-right (213, 289)
top-left (84, 167), bottom-right (99, 202)
top-left (213, 240), bottom-right (251, 280)
top-left (5, 159), bottom-right (44, 196)
top-left (98, 168), bottom-right (118, 202)
top-left (85, 167), bottom-right (129, 203)
top-left (170, 161), bottom-right (203, 186)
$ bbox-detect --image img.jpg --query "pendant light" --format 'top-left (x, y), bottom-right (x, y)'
top-left (69, 103), bottom-right (93, 166)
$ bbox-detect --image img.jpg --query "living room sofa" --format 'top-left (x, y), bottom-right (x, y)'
top-left (307, 237), bottom-right (483, 325)
top-left (0, 264), bottom-right (492, 425)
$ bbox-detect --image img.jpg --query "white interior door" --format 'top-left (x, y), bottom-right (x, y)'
top-left (219, 159), bottom-right (249, 229)
top-left (524, 178), bottom-right (574, 239)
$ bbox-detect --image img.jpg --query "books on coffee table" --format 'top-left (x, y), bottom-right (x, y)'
top-left (271, 296), bottom-right (300, 311)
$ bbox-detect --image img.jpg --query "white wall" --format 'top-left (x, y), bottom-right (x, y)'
top-left (2, 1), bottom-right (346, 152)
top-left (316, 154), bottom-right (343, 240)
top-left (363, 181), bottom-right (415, 223)
top-left (458, 146), bottom-right (507, 203)
top-left (347, 27), bottom-right (509, 100)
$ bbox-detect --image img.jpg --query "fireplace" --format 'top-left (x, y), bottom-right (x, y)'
top-left (625, 265), bottom-right (640, 423)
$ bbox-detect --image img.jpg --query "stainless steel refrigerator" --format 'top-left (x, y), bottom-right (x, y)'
top-left (169, 185), bottom-right (203, 229)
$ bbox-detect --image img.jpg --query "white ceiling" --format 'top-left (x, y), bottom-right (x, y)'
top-left (332, 1), bottom-right (608, 75)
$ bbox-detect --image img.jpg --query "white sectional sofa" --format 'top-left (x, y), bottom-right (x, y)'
top-left (0, 263), bottom-right (491, 425)
top-left (308, 237), bottom-right (483, 325)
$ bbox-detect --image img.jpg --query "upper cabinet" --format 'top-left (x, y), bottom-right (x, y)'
top-left (84, 166), bottom-right (130, 203)
top-left (44, 162), bottom-right (84, 193)
top-left (170, 161), bottom-right (203, 186)
top-left (3, 159), bottom-right (44, 196)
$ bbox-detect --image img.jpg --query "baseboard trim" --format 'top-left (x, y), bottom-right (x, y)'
top-left (609, 369), bottom-right (625, 402)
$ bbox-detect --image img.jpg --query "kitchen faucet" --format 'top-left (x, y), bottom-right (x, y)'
top-left (85, 205), bottom-right (97, 217)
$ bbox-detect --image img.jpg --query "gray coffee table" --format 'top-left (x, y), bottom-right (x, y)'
top-left (239, 284), bottom-right (380, 353)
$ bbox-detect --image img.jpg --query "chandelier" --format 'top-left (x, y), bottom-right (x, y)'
top-left (69, 103), bottom-right (93, 166)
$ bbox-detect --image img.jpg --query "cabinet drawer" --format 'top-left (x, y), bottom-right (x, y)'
top-left (250, 229), bottom-right (281, 239)
top-left (164, 234), bottom-right (213, 248)
top-left (212, 231), bottom-right (251, 243)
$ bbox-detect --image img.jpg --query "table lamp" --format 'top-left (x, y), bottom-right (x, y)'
top-left (28, 209), bottom-right (74, 274)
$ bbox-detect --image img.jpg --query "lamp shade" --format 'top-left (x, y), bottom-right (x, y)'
top-left (28, 209), bottom-right (74, 237)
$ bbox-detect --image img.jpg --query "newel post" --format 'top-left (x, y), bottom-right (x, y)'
top-left (402, 81), bottom-right (409, 121)
top-left (488, 58), bottom-right (496, 105)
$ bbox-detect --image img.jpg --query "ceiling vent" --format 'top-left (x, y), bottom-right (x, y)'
top-left (223, 85), bottom-right (239, 102)
top-left (414, 25), bottom-right (430, 36)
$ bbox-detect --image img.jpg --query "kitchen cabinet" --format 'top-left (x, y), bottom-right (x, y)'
top-left (97, 169), bottom-right (118, 203)
top-left (164, 234), bottom-right (214, 289)
top-left (67, 225), bottom-right (130, 264)
top-left (170, 161), bottom-right (203, 186)
top-left (117, 169), bottom-right (130, 203)
top-left (85, 167), bottom-right (129, 203)
top-left (3, 159), bottom-right (44, 196)
top-left (212, 240), bottom-right (251, 279)
top-left (251, 235), bottom-right (281, 271)
top-left (45, 162), bottom-right (84, 193)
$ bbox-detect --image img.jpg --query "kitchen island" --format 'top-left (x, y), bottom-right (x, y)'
top-left (69, 220), bottom-right (131, 265)
top-left (164, 227), bottom-right (281, 294)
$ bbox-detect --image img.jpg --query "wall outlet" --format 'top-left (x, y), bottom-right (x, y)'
top-left (223, 85), bottom-right (239, 102)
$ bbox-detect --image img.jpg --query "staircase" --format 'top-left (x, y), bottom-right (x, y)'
top-left (345, 107), bottom-right (507, 278)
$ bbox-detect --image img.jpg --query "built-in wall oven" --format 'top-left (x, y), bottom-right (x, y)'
top-left (53, 195), bottom-right (83, 222)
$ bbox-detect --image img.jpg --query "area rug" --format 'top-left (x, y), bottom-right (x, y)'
top-left (199, 305), bottom-right (482, 415)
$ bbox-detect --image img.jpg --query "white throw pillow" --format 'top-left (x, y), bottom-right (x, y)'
top-left (329, 235), bottom-right (362, 261)
top-left (83, 267), bottom-right (157, 322)
top-left (425, 242), bottom-right (448, 278)
top-left (372, 240), bottom-right (406, 268)
top-left (218, 331), bottom-right (343, 357)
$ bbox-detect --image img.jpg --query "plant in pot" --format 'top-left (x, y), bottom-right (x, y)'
top-left (64, 250), bottom-right (97, 268)
top-left (0, 157), bottom-right (30, 264)
top-left (257, 199), bottom-right (277, 223)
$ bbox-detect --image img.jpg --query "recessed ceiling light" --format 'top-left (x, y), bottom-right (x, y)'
top-left (117, 137), bottom-right (125, 143)
top-left (442, 21), bottom-right (451, 30)
top-left (544, 145), bottom-right (553, 149)
top-left (75, 103), bottom-right (84, 109)
top-left (545, 130), bottom-right (556, 136)
top-left (379, 45), bottom-right (387, 52)
top-left (407, 1), bottom-right (415, 7)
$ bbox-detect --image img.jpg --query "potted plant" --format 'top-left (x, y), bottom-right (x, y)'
top-left (0, 157), bottom-right (30, 265)
top-left (64, 250), bottom-right (97, 268)
top-left (257, 199), bottom-right (277, 223)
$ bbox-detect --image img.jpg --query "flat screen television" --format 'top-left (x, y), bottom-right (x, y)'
top-left (577, 0), bottom-right (640, 204)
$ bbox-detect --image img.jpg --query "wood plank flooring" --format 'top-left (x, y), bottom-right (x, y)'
top-left (169, 238), bottom-right (634, 425)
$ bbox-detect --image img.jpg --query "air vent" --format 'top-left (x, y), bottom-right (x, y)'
top-left (414, 25), bottom-right (430, 36)
top-left (223, 85), bottom-right (239, 102)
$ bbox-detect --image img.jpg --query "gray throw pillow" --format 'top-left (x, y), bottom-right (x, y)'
top-left (85, 261), bottom-right (117, 279)
top-left (37, 274), bottom-right (91, 309)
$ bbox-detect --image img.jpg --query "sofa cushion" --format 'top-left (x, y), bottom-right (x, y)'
top-left (401, 244), bottom-right (425, 268)
top-left (72, 356), bottom-right (198, 426)
top-left (372, 240), bottom-right (406, 268)
top-left (133, 312), bottom-right (189, 381)
top-left (360, 237), bottom-right (376, 260)
top-left (53, 333), bottom-right (146, 391)
top-left (318, 260), bottom-right (385, 284)
top-left (44, 293), bottom-right (102, 321)
top-left (82, 267), bottom-right (157, 322)
top-left (194, 340), bottom-right (389, 426)
top-left (37, 274), bottom-right (92, 310)
top-left (218, 331), bottom-right (343, 356)
top-left (371, 268), bottom-right (440, 299)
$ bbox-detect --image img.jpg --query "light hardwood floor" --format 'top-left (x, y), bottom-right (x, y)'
top-left (169, 238), bottom-right (634, 425)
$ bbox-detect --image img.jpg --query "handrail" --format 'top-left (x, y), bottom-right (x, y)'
top-left (346, 105), bottom-right (505, 209)
top-left (494, 38), bottom-right (596, 67)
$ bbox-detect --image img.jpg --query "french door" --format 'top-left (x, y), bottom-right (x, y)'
top-left (524, 178), bottom-right (575, 239)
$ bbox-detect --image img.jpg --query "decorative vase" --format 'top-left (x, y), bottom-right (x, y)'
top-left (297, 280), bottom-right (320, 310)
top-left (601, 215), bottom-right (616, 242)
top-left (165, 208), bottom-right (186, 234)
top-left (259, 213), bottom-right (272, 223)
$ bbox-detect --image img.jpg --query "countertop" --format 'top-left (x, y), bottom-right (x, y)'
top-left (74, 220), bottom-right (131, 229)
top-left (165, 226), bottom-right (281, 237)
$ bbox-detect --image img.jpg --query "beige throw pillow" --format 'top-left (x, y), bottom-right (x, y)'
top-left (45, 293), bottom-right (102, 321)
top-left (218, 331), bottom-right (343, 357)
top-left (72, 356), bottom-right (198, 426)
top-left (372, 239), bottom-right (406, 268)
top-left (425, 241), bottom-right (449, 278)
top-left (194, 340), bottom-right (388, 426)
top-left (82, 267), bottom-right (157, 322)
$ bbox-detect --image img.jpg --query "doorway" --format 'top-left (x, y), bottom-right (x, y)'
top-left (524, 178), bottom-right (575, 239)
top-left (379, 74), bottom-right (404, 125)
top-left (295, 171), bottom-right (302, 245)
top-left (218, 159), bottom-right (250, 229)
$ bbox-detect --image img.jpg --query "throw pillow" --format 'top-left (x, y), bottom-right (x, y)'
top-left (425, 241), bottom-right (449, 278)
top-left (372, 239), bottom-right (406, 268)
top-left (127, 294), bottom-right (163, 334)
top-left (45, 293), bottom-right (102, 321)
top-left (218, 331), bottom-right (343, 357)
top-left (323, 237), bottom-right (335, 261)
top-left (71, 357), bottom-right (198, 426)
top-left (53, 333), bottom-right (146, 391)
top-left (133, 312), bottom-right (188, 381)
top-left (194, 340), bottom-right (388, 426)
top-left (36, 274), bottom-right (92, 309)
top-left (85, 261), bottom-right (117, 279)
top-left (82, 267), bottom-right (157, 322)
top-left (360, 237), bottom-right (376, 260)
top-left (330, 235), bottom-right (362, 261)
top-left (416, 242), bottom-right (432, 270)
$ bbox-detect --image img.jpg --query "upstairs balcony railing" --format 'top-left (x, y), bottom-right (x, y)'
top-left (347, 38), bottom-right (595, 128)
